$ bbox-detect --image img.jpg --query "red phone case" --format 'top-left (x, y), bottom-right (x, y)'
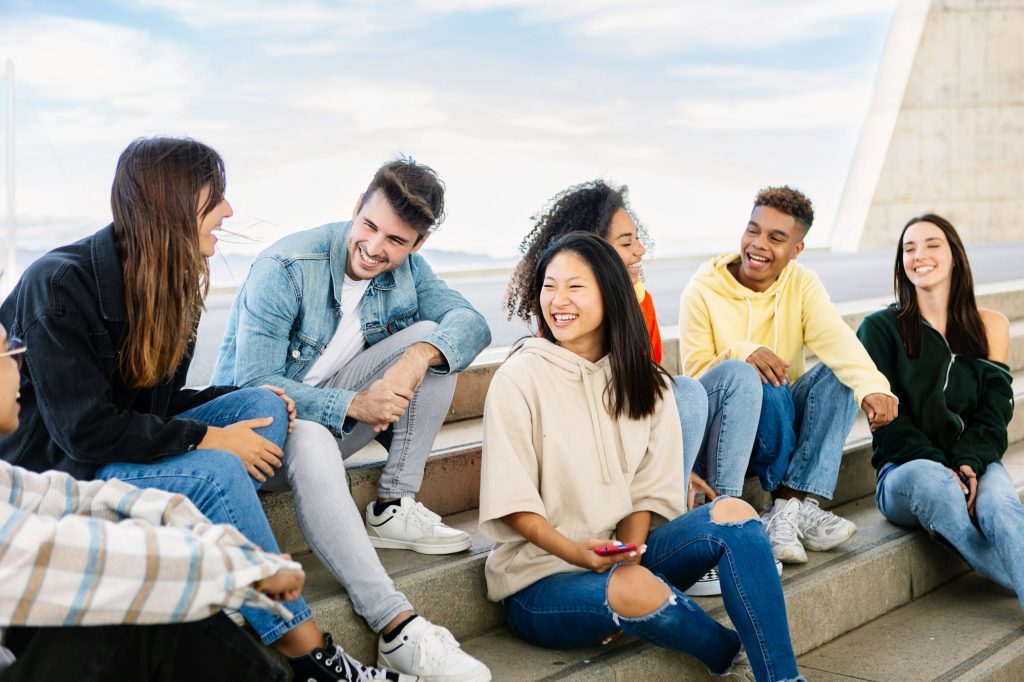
top-left (594, 542), bottom-right (637, 556)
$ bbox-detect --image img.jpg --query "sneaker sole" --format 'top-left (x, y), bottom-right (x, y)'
top-left (802, 525), bottom-right (858, 552)
top-left (368, 534), bottom-right (473, 555)
top-left (684, 580), bottom-right (721, 597)
top-left (377, 656), bottom-right (492, 682)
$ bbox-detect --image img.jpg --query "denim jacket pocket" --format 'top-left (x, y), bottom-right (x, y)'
top-left (285, 336), bottom-right (320, 369)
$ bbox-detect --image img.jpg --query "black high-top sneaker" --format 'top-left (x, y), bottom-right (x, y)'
top-left (289, 633), bottom-right (419, 682)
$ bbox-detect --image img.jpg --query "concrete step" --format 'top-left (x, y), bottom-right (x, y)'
top-left (264, 371), bottom-right (1024, 556)
top-left (797, 574), bottom-right (1024, 681)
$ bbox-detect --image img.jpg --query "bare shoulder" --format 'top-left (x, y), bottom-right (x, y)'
top-left (979, 308), bottom-right (1010, 362)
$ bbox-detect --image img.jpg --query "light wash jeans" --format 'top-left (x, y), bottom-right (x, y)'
top-left (503, 500), bottom-right (803, 681)
top-left (306, 321), bottom-right (457, 498)
top-left (693, 360), bottom-right (763, 497)
top-left (96, 387), bottom-right (312, 645)
top-left (670, 376), bottom-right (709, 495)
top-left (269, 320), bottom-right (456, 631)
top-left (753, 363), bottom-right (857, 498)
top-left (262, 420), bottom-right (415, 632)
top-left (877, 460), bottom-right (1024, 611)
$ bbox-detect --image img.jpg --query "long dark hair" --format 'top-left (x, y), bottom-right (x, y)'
top-left (111, 137), bottom-right (224, 387)
top-left (505, 180), bottom-right (650, 324)
top-left (534, 232), bottom-right (669, 419)
top-left (894, 214), bottom-right (988, 358)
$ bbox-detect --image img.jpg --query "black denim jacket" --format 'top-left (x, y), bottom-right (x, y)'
top-left (0, 225), bottom-right (236, 479)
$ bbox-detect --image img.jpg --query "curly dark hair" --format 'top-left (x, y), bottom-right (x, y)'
top-left (504, 180), bottom-right (651, 323)
top-left (753, 186), bottom-right (814, 232)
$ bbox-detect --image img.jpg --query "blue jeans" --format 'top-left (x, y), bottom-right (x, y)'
top-left (503, 501), bottom-right (802, 681)
top-left (877, 460), bottom-right (1024, 611)
top-left (753, 363), bottom-right (857, 498)
top-left (694, 360), bottom-right (763, 497)
top-left (670, 376), bottom-right (709, 494)
top-left (96, 387), bottom-right (313, 645)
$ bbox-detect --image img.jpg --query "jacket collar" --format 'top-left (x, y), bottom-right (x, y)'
top-left (329, 220), bottom-right (400, 306)
top-left (90, 224), bottom-right (126, 322)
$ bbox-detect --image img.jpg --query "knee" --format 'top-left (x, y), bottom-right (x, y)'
top-left (761, 381), bottom-right (791, 410)
top-left (719, 360), bottom-right (762, 393)
top-left (405, 320), bottom-right (439, 341)
top-left (672, 376), bottom-right (708, 416)
top-left (186, 450), bottom-right (253, 500)
top-left (236, 386), bottom-right (289, 422)
top-left (607, 565), bottom-right (672, 618)
top-left (710, 497), bottom-right (759, 524)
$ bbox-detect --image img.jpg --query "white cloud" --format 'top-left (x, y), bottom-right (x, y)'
top-left (665, 64), bottom-right (849, 94)
top-left (671, 85), bottom-right (871, 131)
top-left (417, 0), bottom-right (897, 54)
top-left (289, 78), bottom-right (449, 132)
top-left (0, 15), bottom-right (204, 114)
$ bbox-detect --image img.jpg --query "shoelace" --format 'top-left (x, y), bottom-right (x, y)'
top-left (798, 499), bottom-right (844, 530)
top-left (412, 623), bottom-right (460, 672)
top-left (405, 501), bottom-right (442, 530)
top-left (325, 645), bottom-right (389, 682)
top-left (764, 505), bottom-right (802, 544)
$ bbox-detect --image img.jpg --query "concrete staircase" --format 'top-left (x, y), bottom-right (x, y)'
top-left (261, 279), bottom-right (1024, 681)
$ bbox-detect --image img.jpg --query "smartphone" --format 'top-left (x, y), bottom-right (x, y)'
top-left (594, 542), bottom-right (637, 556)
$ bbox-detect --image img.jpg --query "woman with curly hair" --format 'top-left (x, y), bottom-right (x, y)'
top-left (857, 215), bottom-right (1022, 610)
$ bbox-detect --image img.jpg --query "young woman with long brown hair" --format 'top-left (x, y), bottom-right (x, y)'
top-left (857, 214), bottom-right (1022, 610)
top-left (0, 137), bottom-right (413, 680)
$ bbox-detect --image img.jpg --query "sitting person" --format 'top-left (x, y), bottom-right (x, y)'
top-left (0, 325), bottom-right (307, 682)
top-left (679, 185), bottom-right (898, 563)
top-left (502, 180), bottom-right (712, 505)
top-left (0, 136), bottom-right (410, 681)
top-left (857, 214), bottom-right (1022, 610)
top-left (481, 232), bottom-right (802, 682)
top-left (211, 157), bottom-right (491, 681)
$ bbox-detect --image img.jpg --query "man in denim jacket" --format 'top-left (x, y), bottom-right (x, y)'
top-left (211, 158), bottom-right (492, 682)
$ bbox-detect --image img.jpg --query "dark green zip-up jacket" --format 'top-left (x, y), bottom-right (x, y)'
top-left (857, 306), bottom-right (1014, 477)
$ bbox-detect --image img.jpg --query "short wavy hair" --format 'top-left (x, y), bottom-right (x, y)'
top-left (504, 180), bottom-right (650, 324)
top-left (753, 186), bottom-right (814, 232)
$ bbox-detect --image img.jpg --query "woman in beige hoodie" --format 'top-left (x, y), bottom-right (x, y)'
top-left (480, 233), bottom-right (803, 682)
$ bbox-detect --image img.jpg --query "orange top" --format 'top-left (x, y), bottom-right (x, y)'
top-left (637, 285), bottom-right (663, 363)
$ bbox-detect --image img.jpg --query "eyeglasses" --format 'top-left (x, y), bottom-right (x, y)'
top-left (0, 337), bottom-right (26, 370)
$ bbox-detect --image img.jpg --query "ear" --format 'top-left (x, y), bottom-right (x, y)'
top-left (410, 232), bottom-right (430, 253)
top-left (792, 239), bottom-right (805, 259)
top-left (352, 193), bottom-right (365, 221)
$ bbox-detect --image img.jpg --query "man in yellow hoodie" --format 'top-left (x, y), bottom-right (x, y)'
top-left (679, 186), bottom-right (898, 564)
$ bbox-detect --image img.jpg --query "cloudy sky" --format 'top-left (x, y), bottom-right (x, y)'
top-left (0, 0), bottom-right (896, 282)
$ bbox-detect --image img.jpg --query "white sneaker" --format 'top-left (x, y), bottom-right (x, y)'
top-left (366, 498), bottom-right (472, 555)
top-left (378, 617), bottom-right (491, 682)
top-left (685, 559), bottom-right (783, 598)
top-left (797, 498), bottom-right (857, 551)
top-left (762, 498), bottom-right (807, 564)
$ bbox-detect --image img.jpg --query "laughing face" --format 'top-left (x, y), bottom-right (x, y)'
top-left (732, 205), bottom-right (805, 292)
top-left (540, 250), bottom-right (606, 362)
top-left (901, 221), bottom-right (953, 292)
top-left (604, 208), bottom-right (646, 283)
top-left (196, 184), bottom-right (233, 258)
top-left (345, 189), bottom-right (427, 281)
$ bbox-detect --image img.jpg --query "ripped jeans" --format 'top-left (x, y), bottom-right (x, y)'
top-left (503, 501), bottom-right (803, 681)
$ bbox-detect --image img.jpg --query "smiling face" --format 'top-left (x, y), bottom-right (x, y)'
top-left (196, 184), bottom-right (233, 258)
top-left (733, 205), bottom-right (805, 292)
top-left (0, 326), bottom-right (21, 437)
top-left (603, 208), bottom-right (646, 283)
top-left (346, 189), bottom-right (427, 280)
top-left (901, 221), bottom-right (954, 292)
top-left (540, 250), bottom-right (606, 361)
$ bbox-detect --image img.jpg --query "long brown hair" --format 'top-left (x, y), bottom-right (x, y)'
top-left (111, 137), bottom-right (224, 387)
top-left (534, 233), bottom-right (670, 419)
top-left (894, 214), bottom-right (988, 359)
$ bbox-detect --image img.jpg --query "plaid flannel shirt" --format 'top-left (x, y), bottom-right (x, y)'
top-left (0, 460), bottom-right (298, 627)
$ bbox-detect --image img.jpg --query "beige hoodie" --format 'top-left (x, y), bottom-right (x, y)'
top-left (679, 254), bottom-right (893, 406)
top-left (478, 338), bottom-right (685, 602)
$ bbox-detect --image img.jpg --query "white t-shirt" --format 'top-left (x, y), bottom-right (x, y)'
top-left (302, 276), bottom-right (371, 387)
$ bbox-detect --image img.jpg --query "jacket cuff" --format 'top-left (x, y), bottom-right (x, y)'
top-left (320, 387), bottom-right (356, 437)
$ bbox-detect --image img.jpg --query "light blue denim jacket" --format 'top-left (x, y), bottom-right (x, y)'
top-left (211, 221), bottom-right (491, 436)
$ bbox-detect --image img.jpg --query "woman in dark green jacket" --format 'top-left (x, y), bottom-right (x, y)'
top-left (856, 214), bottom-right (1022, 610)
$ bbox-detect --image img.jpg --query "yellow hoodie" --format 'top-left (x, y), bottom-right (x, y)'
top-left (679, 254), bottom-right (893, 406)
